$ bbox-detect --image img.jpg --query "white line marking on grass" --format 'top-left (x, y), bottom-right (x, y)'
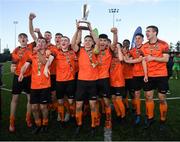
top-left (136, 97), bottom-right (180, 101)
top-left (1, 87), bottom-right (180, 100)
top-left (1, 87), bottom-right (26, 94)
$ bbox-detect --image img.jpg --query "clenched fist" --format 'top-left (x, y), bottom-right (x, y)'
top-left (111, 27), bottom-right (118, 34)
top-left (29, 13), bottom-right (36, 20)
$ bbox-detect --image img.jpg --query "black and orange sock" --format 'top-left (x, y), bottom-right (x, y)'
top-left (112, 98), bottom-right (121, 117)
top-left (123, 96), bottom-right (129, 109)
top-left (116, 98), bottom-right (125, 118)
top-left (105, 106), bottom-right (111, 121)
top-left (10, 114), bottom-right (15, 126)
top-left (100, 98), bottom-right (105, 114)
top-left (159, 102), bottom-right (167, 121)
top-left (134, 98), bottom-right (141, 115)
top-left (64, 100), bottom-right (70, 114)
top-left (35, 119), bottom-right (41, 127)
top-left (42, 118), bottom-right (48, 126)
top-left (69, 102), bottom-right (76, 117)
top-left (146, 100), bottom-right (154, 119)
top-left (52, 101), bottom-right (59, 111)
top-left (58, 105), bottom-right (65, 122)
top-left (91, 111), bottom-right (97, 128)
top-left (76, 111), bottom-right (82, 126)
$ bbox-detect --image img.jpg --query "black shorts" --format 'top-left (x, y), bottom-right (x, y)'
top-left (30, 88), bottom-right (51, 104)
top-left (125, 79), bottom-right (134, 92)
top-left (50, 75), bottom-right (56, 92)
top-left (110, 87), bottom-right (126, 97)
top-left (97, 78), bottom-right (110, 98)
top-left (75, 80), bottom-right (97, 101)
top-left (143, 77), bottom-right (168, 94)
top-left (12, 75), bottom-right (31, 95)
top-left (56, 80), bottom-right (75, 99)
top-left (133, 76), bottom-right (144, 91)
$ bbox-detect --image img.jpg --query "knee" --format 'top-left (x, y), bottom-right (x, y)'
top-left (134, 91), bottom-right (140, 98)
top-left (11, 95), bottom-right (19, 104)
top-left (158, 94), bottom-right (166, 104)
top-left (40, 104), bottom-right (48, 111)
top-left (89, 102), bottom-right (96, 112)
top-left (145, 94), bottom-right (153, 101)
top-left (31, 104), bottom-right (39, 112)
top-left (159, 97), bottom-right (166, 104)
top-left (76, 103), bottom-right (82, 112)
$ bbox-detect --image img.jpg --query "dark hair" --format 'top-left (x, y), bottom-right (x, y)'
top-left (62, 36), bottom-right (70, 41)
top-left (45, 31), bottom-right (52, 35)
top-left (123, 39), bottom-right (130, 44)
top-left (99, 34), bottom-right (108, 39)
top-left (18, 33), bottom-right (28, 38)
top-left (117, 42), bottom-right (123, 48)
top-left (84, 35), bottom-right (95, 46)
top-left (146, 25), bottom-right (158, 35)
top-left (55, 33), bottom-right (63, 37)
top-left (107, 38), bottom-right (111, 43)
top-left (38, 37), bottom-right (48, 44)
top-left (135, 33), bottom-right (144, 38)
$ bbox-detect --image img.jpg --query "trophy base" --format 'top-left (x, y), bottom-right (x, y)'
top-left (78, 20), bottom-right (89, 30)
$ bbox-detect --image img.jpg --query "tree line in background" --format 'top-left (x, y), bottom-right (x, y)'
top-left (0, 48), bottom-right (11, 63)
top-left (170, 41), bottom-right (180, 53)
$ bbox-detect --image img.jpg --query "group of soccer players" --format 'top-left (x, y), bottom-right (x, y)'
top-left (8, 13), bottom-right (170, 136)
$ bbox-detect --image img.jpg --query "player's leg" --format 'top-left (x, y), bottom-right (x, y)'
top-left (115, 87), bottom-right (126, 120)
top-left (23, 76), bottom-right (32, 128)
top-left (144, 90), bottom-right (154, 128)
top-left (157, 77), bottom-right (168, 131)
top-left (39, 88), bottom-right (51, 132)
top-left (9, 75), bottom-right (21, 132)
top-left (67, 80), bottom-right (76, 122)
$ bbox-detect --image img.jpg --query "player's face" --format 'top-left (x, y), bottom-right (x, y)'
top-left (55, 35), bottom-right (62, 45)
top-left (60, 37), bottom-right (70, 50)
top-left (123, 41), bottom-right (130, 49)
top-left (146, 28), bottom-right (156, 40)
top-left (18, 35), bottom-right (28, 46)
top-left (84, 37), bottom-right (94, 49)
top-left (99, 38), bottom-right (108, 50)
top-left (44, 32), bottom-right (52, 43)
top-left (37, 39), bottom-right (47, 49)
top-left (135, 36), bottom-right (143, 47)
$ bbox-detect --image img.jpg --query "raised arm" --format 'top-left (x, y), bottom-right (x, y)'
top-left (34, 28), bottom-right (43, 39)
top-left (71, 21), bottom-right (81, 52)
top-left (117, 44), bottom-right (124, 61)
top-left (29, 13), bottom-right (38, 42)
top-left (110, 27), bottom-right (118, 51)
top-left (88, 22), bottom-right (98, 44)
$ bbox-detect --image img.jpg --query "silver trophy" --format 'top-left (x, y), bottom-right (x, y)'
top-left (79, 3), bottom-right (89, 30)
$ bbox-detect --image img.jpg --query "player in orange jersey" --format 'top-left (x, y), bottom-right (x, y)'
top-left (122, 39), bottom-right (134, 115)
top-left (9, 33), bottom-right (35, 132)
top-left (29, 13), bottom-right (57, 119)
top-left (19, 37), bottom-right (51, 134)
top-left (70, 21), bottom-right (99, 136)
top-left (109, 28), bottom-right (126, 124)
top-left (44, 36), bottom-right (77, 128)
top-left (124, 34), bottom-right (145, 125)
top-left (141, 25), bottom-right (169, 130)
